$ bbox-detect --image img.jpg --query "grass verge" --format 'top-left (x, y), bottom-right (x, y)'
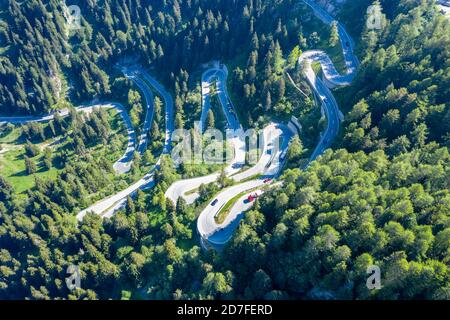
top-left (214, 186), bottom-right (260, 225)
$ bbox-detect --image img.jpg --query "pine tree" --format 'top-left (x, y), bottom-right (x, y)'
top-left (329, 21), bottom-right (339, 47)
top-left (207, 109), bottom-right (215, 128)
top-left (265, 91), bottom-right (272, 111)
top-left (126, 196), bottom-right (136, 215)
top-left (24, 156), bottom-right (37, 175)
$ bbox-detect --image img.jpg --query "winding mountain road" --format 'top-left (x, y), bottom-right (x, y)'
top-left (123, 71), bottom-right (155, 156)
top-left (1, 67), bottom-right (174, 221)
top-left (76, 69), bottom-right (174, 221)
top-left (300, 0), bottom-right (359, 161)
top-left (122, 66), bottom-right (175, 155)
top-left (196, 123), bottom-right (292, 247)
top-left (165, 66), bottom-right (248, 205)
top-left (195, 0), bottom-right (360, 250)
top-left (162, 62), bottom-right (293, 249)
top-left (165, 65), bottom-right (292, 206)
top-left (1, 0), bottom-right (358, 248)
top-left (140, 69), bottom-right (175, 154)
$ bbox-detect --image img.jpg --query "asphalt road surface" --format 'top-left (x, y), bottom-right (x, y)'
top-left (196, 0), bottom-right (360, 250)
top-left (1, 0), bottom-right (359, 246)
top-left (123, 69), bottom-right (155, 156)
top-left (300, 0), bottom-right (359, 162)
top-left (165, 65), bottom-right (248, 205)
top-left (76, 69), bottom-right (174, 221)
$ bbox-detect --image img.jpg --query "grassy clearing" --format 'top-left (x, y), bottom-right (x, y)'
top-left (315, 23), bottom-right (347, 74)
top-left (0, 134), bottom-right (61, 195)
top-left (324, 41), bottom-right (347, 74)
top-left (239, 173), bottom-right (263, 184)
top-left (138, 77), bottom-right (168, 158)
top-left (0, 126), bottom-right (21, 144)
top-left (180, 162), bottom-right (224, 179)
top-left (302, 8), bottom-right (348, 75)
top-left (0, 108), bottom-right (126, 195)
top-left (225, 52), bottom-right (252, 128)
top-left (311, 61), bottom-right (322, 75)
top-left (101, 108), bottom-right (129, 164)
top-left (210, 92), bottom-right (228, 132)
top-left (228, 164), bottom-right (252, 178)
top-left (0, 126), bottom-right (61, 196)
top-left (185, 187), bottom-right (199, 196)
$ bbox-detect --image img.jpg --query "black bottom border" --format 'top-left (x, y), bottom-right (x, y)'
top-left (1, 300), bottom-right (447, 319)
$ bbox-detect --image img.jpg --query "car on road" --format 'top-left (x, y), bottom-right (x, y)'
top-left (280, 150), bottom-right (287, 162)
top-left (232, 163), bottom-right (244, 169)
top-left (246, 191), bottom-right (263, 203)
top-left (263, 178), bottom-right (272, 184)
top-left (211, 199), bottom-right (218, 206)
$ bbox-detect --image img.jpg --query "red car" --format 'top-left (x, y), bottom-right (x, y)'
top-left (263, 178), bottom-right (272, 184)
top-left (247, 191), bottom-right (263, 203)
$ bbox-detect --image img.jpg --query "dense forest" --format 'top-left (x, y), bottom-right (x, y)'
top-left (1, 0), bottom-right (301, 117)
top-left (0, 0), bottom-right (449, 300)
top-left (340, 0), bottom-right (449, 152)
